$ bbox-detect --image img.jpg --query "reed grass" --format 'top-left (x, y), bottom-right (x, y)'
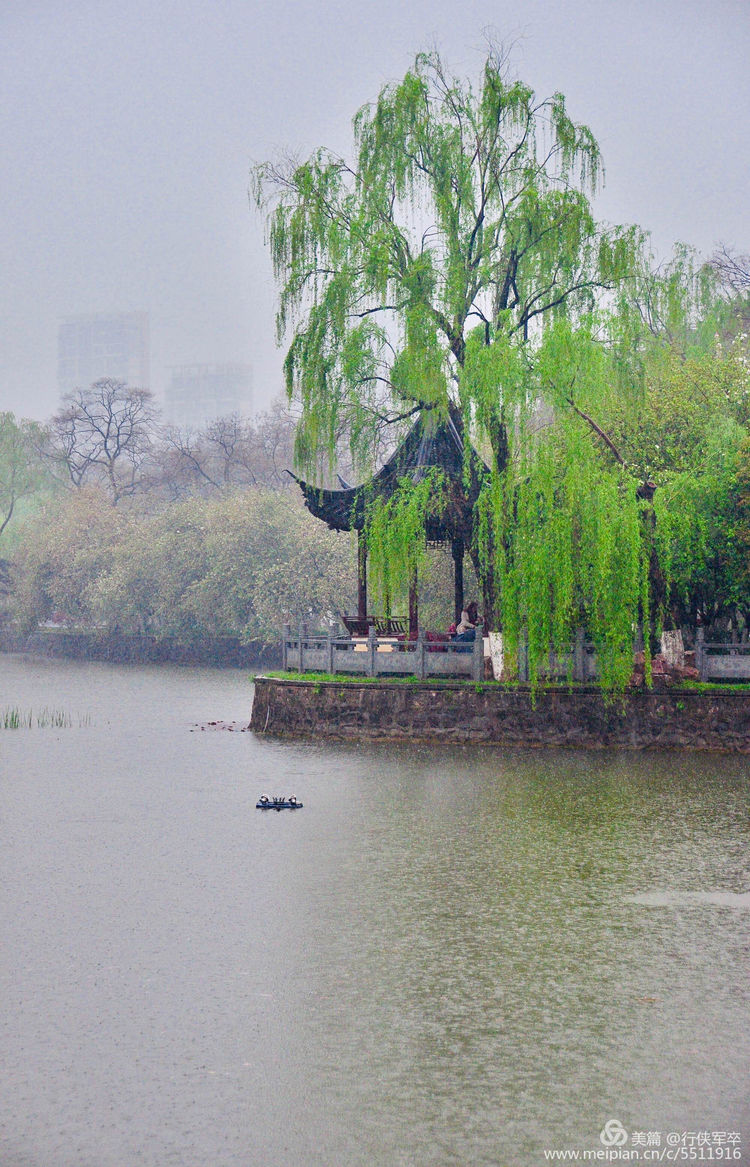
top-left (1, 706), bottom-right (92, 729)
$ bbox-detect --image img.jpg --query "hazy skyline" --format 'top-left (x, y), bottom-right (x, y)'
top-left (2, 0), bottom-right (749, 422)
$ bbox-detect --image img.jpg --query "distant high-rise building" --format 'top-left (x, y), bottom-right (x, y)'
top-left (57, 311), bottom-right (150, 396)
top-left (164, 364), bottom-right (253, 428)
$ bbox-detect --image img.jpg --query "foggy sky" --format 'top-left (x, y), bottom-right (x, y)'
top-left (1, 0), bottom-right (748, 422)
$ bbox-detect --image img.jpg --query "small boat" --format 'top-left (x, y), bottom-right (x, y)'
top-left (256, 795), bottom-right (303, 811)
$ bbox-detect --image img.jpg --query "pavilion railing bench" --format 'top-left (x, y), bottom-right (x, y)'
top-left (283, 623), bottom-right (484, 681)
top-left (339, 614), bottom-right (408, 638)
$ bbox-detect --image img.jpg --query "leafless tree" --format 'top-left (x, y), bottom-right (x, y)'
top-left (711, 244), bottom-right (750, 294)
top-left (246, 403), bottom-right (300, 487)
top-left (154, 403), bottom-right (299, 497)
top-left (50, 379), bottom-right (159, 504)
top-left (204, 413), bottom-right (257, 486)
top-left (156, 425), bottom-right (224, 496)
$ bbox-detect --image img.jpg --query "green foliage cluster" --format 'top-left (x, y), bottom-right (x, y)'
top-left (603, 319), bottom-right (750, 628)
top-left (482, 431), bottom-right (650, 692)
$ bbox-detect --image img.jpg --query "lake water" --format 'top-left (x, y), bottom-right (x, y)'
top-left (1, 654), bottom-right (748, 1167)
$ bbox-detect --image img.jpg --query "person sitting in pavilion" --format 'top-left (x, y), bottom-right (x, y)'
top-left (453, 600), bottom-right (479, 643)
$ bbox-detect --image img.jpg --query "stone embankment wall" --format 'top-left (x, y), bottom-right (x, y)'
top-left (250, 677), bottom-right (750, 752)
top-left (0, 630), bottom-right (282, 670)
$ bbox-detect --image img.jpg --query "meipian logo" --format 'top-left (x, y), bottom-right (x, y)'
top-left (600, 1119), bottom-right (628, 1147)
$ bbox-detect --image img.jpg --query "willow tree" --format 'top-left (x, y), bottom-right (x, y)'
top-left (0, 412), bottom-right (47, 539)
top-left (253, 47), bottom-right (654, 690)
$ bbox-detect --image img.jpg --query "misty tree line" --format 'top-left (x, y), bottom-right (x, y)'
top-left (0, 395), bottom-right (360, 640)
top-left (0, 391), bottom-right (463, 640)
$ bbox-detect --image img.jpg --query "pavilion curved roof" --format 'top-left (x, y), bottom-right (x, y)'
top-left (289, 405), bottom-right (489, 542)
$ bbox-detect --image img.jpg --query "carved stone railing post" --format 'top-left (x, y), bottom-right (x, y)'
top-left (299, 621), bottom-right (308, 673)
top-left (472, 628), bottom-right (483, 682)
top-left (417, 627), bottom-right (426, 680)
top-left (367, 625), bottom-right (376, 677)
top-left (696, 626), bottom-right (706, 681)
top-left (574, 628), bottom-right (585, 683)
top-left (283, 623), bottom-right (291, 671)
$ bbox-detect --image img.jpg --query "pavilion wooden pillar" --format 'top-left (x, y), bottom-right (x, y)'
top-left (357, 529), bottom-right (368, 624)
top-left (451, 537), bottom-right (465, 623)
top-left (408, 566), bottom-right (419, 640)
